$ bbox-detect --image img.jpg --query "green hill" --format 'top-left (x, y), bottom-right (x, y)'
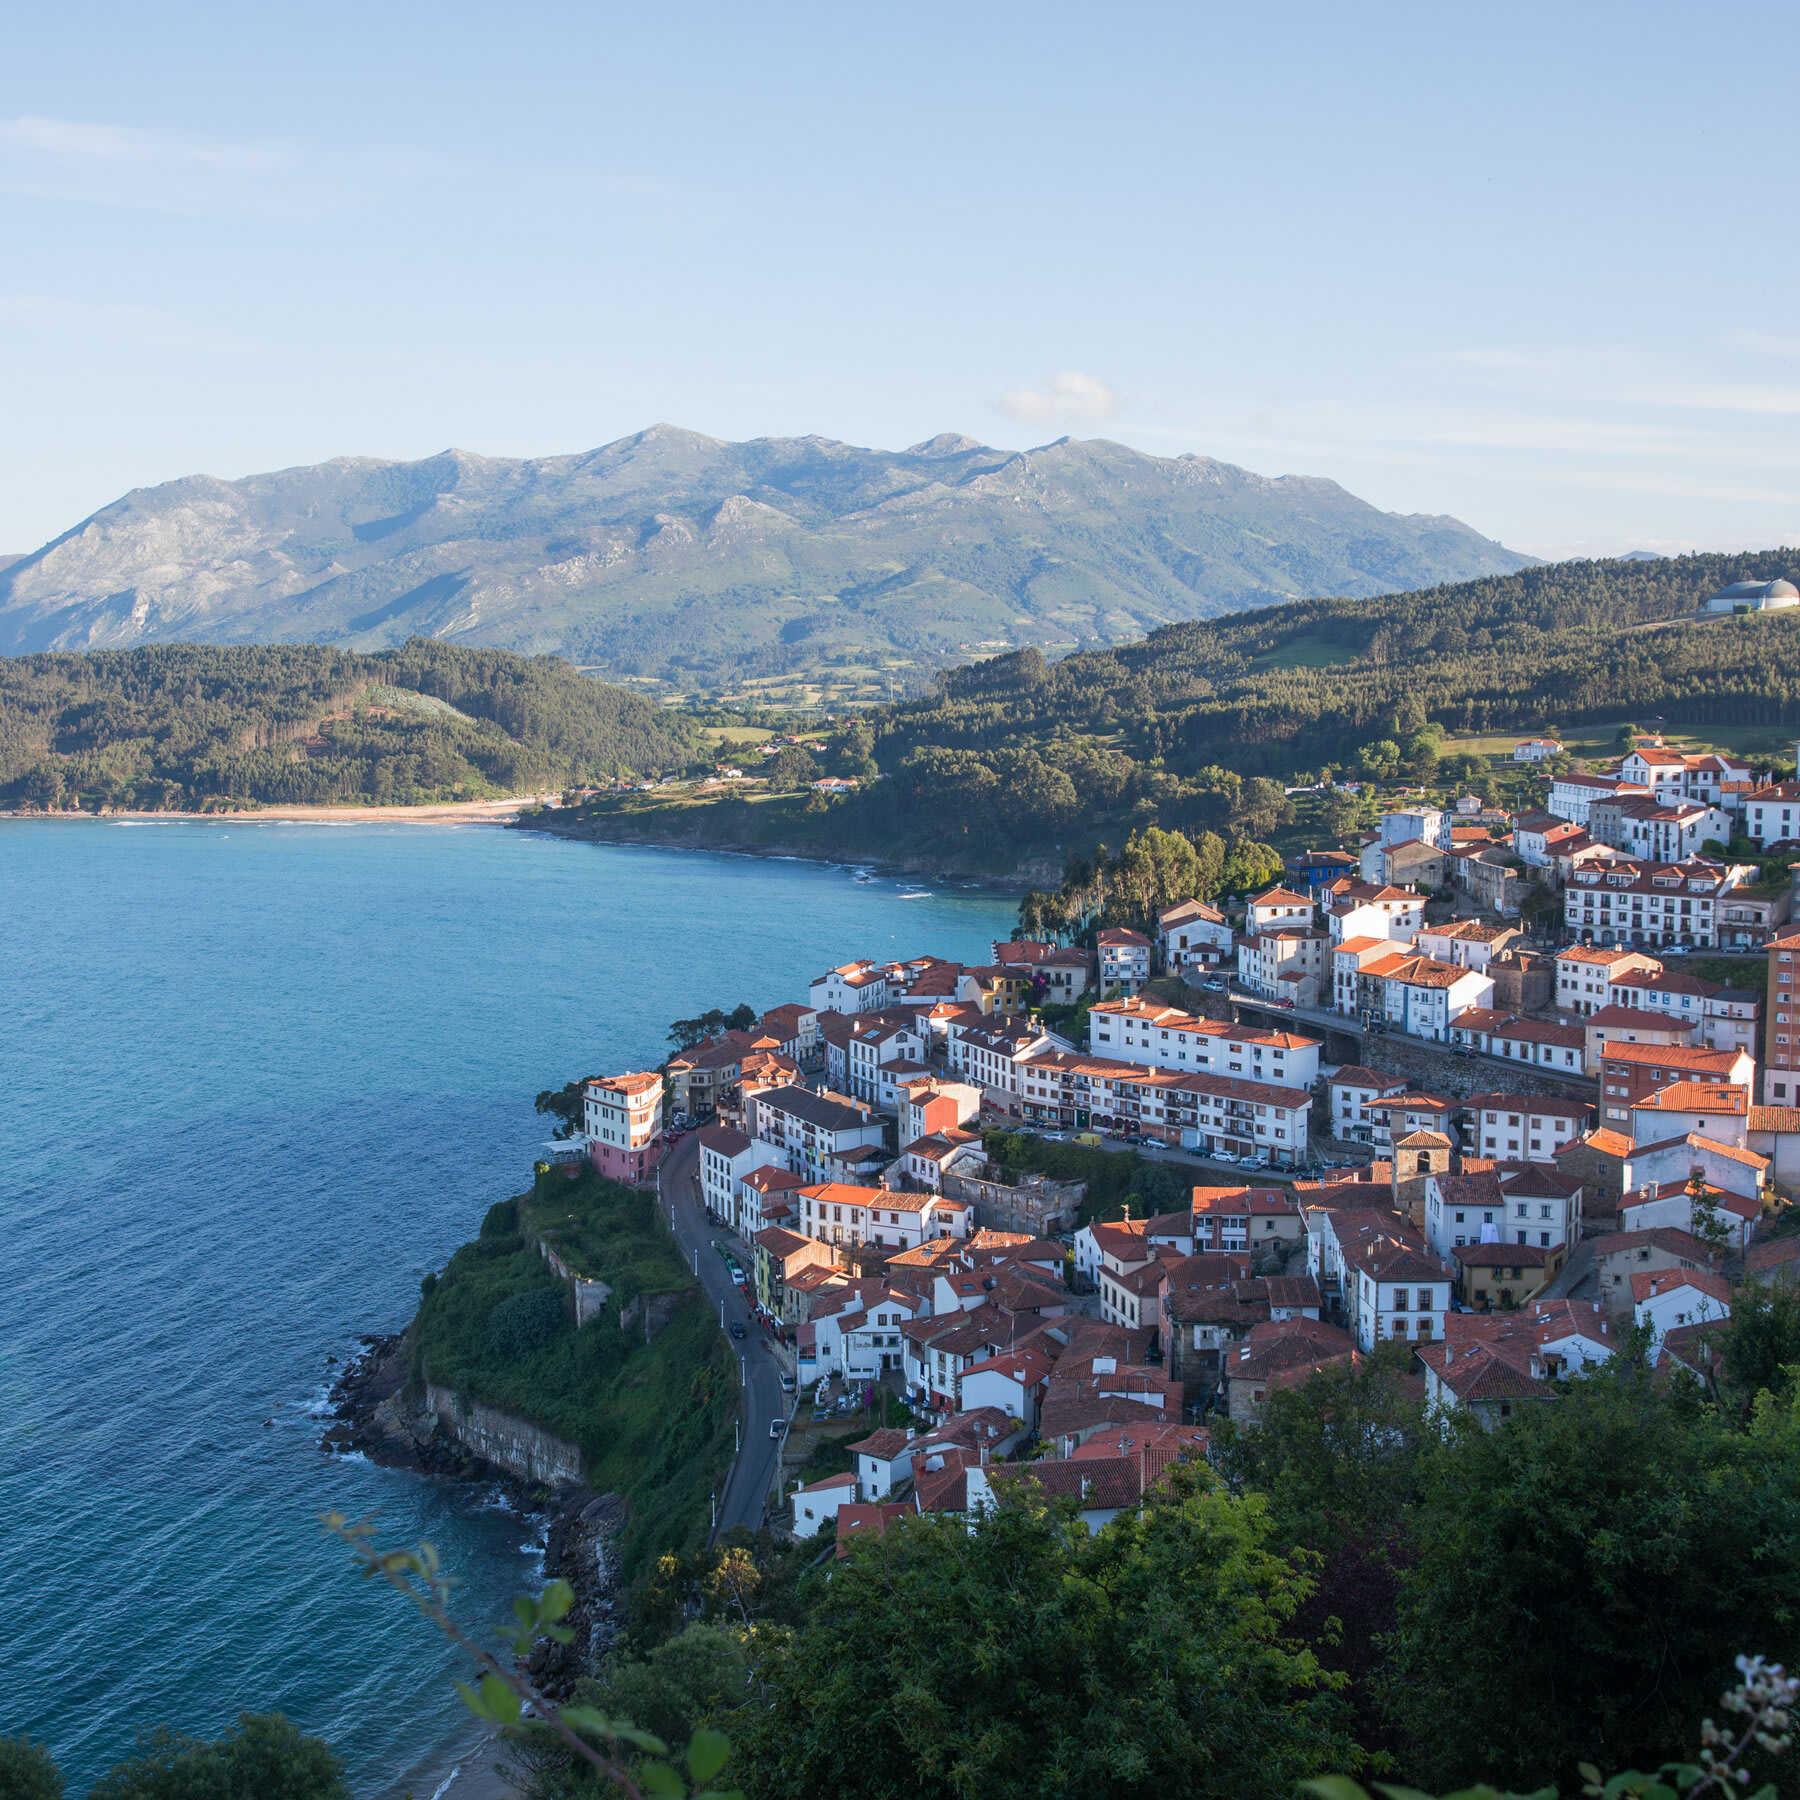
top-left (539, 547), bottom-right (1800, 876)
top-left (0, 427), bottom-right (1531, 692)
top-left (0, 638), bottom-right (693, 810)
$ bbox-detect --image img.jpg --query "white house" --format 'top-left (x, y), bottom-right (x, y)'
top-left (1744, 781), bottom-right (1800, 848)
top-left (748, 1085), bottom-right (887, 1183)
top-left (959, 1346), bottom-right (1054, 1430)
top-left (1460, 1093), bottom-right (1590, 1164)
top-left (1619, 1166), bottom-right (1761, 1250)
top-left (1158, 899), bottom-right (1235, 972)
top-left (1246, 887), bottom-right (1316, 931)
top-left (1513, 738), bottom-right (1564, 762)
top-left (582, 1070), bottom-right (667, 1185)
top-left (1632, 1268), bottom-right (1732, 1350)
top-left (1343, 1237), bottom-right (1451, 1352)
top-left (1327, 1065), bottom-right (1411, 1141)
top-left (1555, 945), bottom-right (1663, 1015)
top-left (791, 1469), bottom-right (858, 1534)
top-left (809, 960), bottom-right (893, 1014)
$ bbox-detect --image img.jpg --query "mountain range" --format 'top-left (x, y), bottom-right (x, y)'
top-left (0, 426), bottom-right (1534, 688)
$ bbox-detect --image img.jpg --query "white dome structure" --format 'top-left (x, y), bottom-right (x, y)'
top-left (1701, 577), bottom-right (1800, 613)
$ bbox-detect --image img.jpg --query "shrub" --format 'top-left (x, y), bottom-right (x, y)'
top-left (480, 1198), bottom-right (519, 1238)
top-left (487, 1288), bottom-right (567, 1360)
top-left (0, 1735), bottom-right (63, 1800)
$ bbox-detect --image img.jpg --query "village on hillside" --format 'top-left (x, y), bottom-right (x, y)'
top-left (560, 730), bottom-right (1800, 1541)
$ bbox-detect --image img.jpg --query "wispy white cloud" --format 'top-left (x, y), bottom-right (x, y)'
top-left (1726, 330), bottom-right (1800, 358)
top-left (994, 370), bottom-right (1121, 426)
top-left (0, 113), bottom-right (669, 221)
top-left (0, 293), bottom-right (261, 355)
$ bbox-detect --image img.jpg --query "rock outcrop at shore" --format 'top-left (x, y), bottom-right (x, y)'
top-left (321, 1335), bottom-right (623, 1697)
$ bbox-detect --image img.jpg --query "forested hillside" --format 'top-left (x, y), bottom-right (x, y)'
top-left (0, 639), bottom-right (692, 810)
top-left (545, 548), bottom-right (1800, 876)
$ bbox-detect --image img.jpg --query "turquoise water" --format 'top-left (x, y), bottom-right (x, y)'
top-left (0, 819), bottom-right (1012, 1796)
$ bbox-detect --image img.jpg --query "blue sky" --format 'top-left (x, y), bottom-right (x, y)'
top-left (4, 1), bottom-right (1798, 560)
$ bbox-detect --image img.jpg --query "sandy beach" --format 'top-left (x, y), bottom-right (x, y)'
top-left (7, 796), bottom-right (556, 826)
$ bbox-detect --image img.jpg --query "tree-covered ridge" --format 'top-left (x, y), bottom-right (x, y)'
top-left (879, 547), bottom-right (1800, 772)
top-left (0, 639), bottom-right (693, 810)
top-left (542, 546), bottom-right (1800, 877)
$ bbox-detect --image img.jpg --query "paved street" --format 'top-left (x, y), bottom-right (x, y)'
top-left (656, 1130), bottom-right (791, 1538)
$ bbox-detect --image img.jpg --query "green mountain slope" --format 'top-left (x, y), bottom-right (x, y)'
top-left (0, 639), bottom-right (693, 810)
top-left (538, 548), bottom-right (1800, 876)
top-left (0, 427), bottom-right (1531, 686)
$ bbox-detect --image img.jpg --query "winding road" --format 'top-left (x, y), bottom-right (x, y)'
top-left (656, 1130), bottom-right (791, 1538)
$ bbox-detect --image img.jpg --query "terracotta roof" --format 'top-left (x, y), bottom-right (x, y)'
top-left (1592, 1226), bottom-right (1716, 1263)
top-left (1463, 1092), bottom-right (1593, 1120)
top-left (834, 1503), bottom-right (912, 1556)
top-left (697, 1123), bottom-right (754, 1156)
top-left (742, 1163), bottom-right (808, 1193)
top-left (1568, 1127), bottom-right (1635, 1159)
top-left (1750, 1106), bottom-right (1800, 1134)
top-left (793, 1470), bottom-right (858, 1495)
top-left (847, 1428), bottom-right (915, 1461)
top-left (984, 1457), bottom-right (1144, 1510)
top-left (1631, 1268), bottom-right (1733, 1306)
top-left (1631, 1083), bottom-right (1748, 1116)
top-left (1454, 1241), bottom-right (1553, 1268)
top-left (1498, 1165), bottom-right (1585, 1199)
top-left (1601, 1041), bottom-right (1745, 1074)
top-left (1417, 1340), bottom-right (1544, 1401)
top-left (754, 1225), bottom-right (813, 1257)
top-left (1329, 1065), bottom-right (1406, 1090)
top-left (1746, 1235), bottom-right (1800, 1274)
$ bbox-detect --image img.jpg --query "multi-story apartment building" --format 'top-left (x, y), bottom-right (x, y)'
top-left (1548, 772), bottom-right (1650, 828)
top-left (1017, 1049), bottom-right (1313, 1167)
top-left (747, 1084), bottom-right (888, 1184)
top-left (809, 960), bottom-right (894, 1014)
top-left (1561, 859), bottom-right (1748, 951)
top-left (1086, 996), bottom-right (1320, 1086)
top-left (1456, 1092), bottom-right (1592, 1164)
top-left (947, 1019), bottom-right (1069, 1108)
top-left (583, 1070), bottom-right (666, 1184)
top-left (1096, 927), bottom-right (1154, 993)
top-left (844, 1014), bottom-right (928, 1109)
top-left (1767, 925), bottom-right (1800, 1104)
top-left (1619, 745), bottom-right (1754, 805)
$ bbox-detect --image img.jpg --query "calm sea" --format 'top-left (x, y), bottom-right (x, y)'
top-left (0, 819), bottom-right (1012, 1796)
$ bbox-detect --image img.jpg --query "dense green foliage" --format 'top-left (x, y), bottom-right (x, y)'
top-left (0, 1735), bottom-right (63, 1800)
top-left (84, 1713), bottom-right (349, 1800)
top-left (732, 1475), bottom-right (1358, 1800)
top-left (412, 1169), bottom-right (736, 1576)
top-left (0, 639), bottom-right (691, 809)
top-left (553, 549), bottom-right (1800, 873)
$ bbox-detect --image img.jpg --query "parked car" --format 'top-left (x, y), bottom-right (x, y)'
top-left (769, 1418), bottom-right (784, 1438)
top-left (729, 1320), bottom-right (746, 1339)
top-left (779, 1373), bottom-right (796, 1392)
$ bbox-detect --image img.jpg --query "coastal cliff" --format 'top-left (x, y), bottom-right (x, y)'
top-left (323, 1167), bottom-right (737, 1583)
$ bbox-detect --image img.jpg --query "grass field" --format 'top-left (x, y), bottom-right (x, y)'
top-left (1247, 634), bottom-right (1358, 672)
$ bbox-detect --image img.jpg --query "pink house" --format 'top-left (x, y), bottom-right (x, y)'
top-left (583, 1070), bottom-right (666, 1184)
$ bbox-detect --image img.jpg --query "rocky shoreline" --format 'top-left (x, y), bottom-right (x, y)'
top-left (511, 808), bottom-right (1053, 893)
top-left (321, 1334), bottom-right (624, 1701)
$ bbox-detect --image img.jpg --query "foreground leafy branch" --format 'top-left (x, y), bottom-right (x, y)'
top-left (323, 1513), bottom-right (738, 1800)
top-left (1305, 1653), bottom-right (1796, 1800)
